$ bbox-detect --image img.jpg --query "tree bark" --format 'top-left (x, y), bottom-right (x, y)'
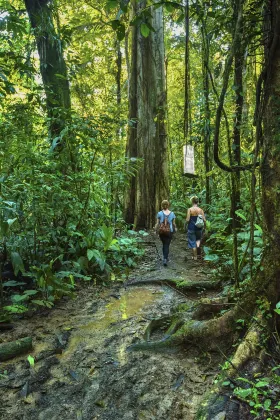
top-left (124, 0), bottom-right (168, 229)
top-left (24, 0), bottom-right (71, 139)
top-left (201, 18), bottom-right (211, 205)
top-left (0, 337), bottom-right (32, 361)
top-left (184, 0), bottom-right (191, 142)
top-left (261, 0), bottom-right (280, 303)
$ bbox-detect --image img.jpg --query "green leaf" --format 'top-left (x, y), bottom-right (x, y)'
top-left (87, 249), bottom-right (96, 261)
top-left (165, 3), bottom-right (175, 12)
top-left (176, 13), bottom-right (184, 24)
top-left (274, 309), bottom-right (280, 315)
top-left (138, 230), bottom-right (149, 236)
top-left (7, 218), bottom-right (17, 226)
top-left (276, 301), bottom-right (280, 309)
top-left (3, 281), bottom-right (25, 287)
top-left (222, 381), bottom-right (230, 386)
top-left (77, 256), bottom-right (89, 271)
top-left (235, 388), bottom-right (252, 398)
top-left (140, 23), bottom-right (150, 38)
top-left (106, 0), bottom-right (118, 10)
top-left (54, 73), bottom-right (67, 80)
top-left (254, 223), bottom-right (263, 233)
top-left (235, 210), bottom-right (246, 221)
top-left (237, 377), bottom-right (252, 384)
top-left (264, 399), bottom-right (271, 410)
top-left (11, 251), bottom-right (25, 276)
top-left (3, 304), bottom-right (28, 313)
top-left (12, 294), bottom-right (29, 303)
top-left (50, 136), bottom-right (61, 152)
top-left (31, 300), bottom-right (48, 307)
top-left (27, 355), bottom-right (35, 367)
top-left (255, 380), bottom-right (269, 387)
top-left (120, 1), bottom-right (128, 12)
top-left (23, 290), bottom-right (38, 296)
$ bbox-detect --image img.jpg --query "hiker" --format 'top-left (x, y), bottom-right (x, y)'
top-left (186, 196), bottom-right (206, 260)
top-left (155, 200), bottom-right (176, 266)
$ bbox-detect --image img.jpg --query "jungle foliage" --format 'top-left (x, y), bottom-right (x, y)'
top-left (0, 0), bottom-right (271, 333)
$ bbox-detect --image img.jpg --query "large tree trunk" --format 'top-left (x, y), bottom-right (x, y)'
top-left (184, 0), bottom-right (191, 142)
top-left (261, 0), bottom-right (280, 302)
top-left (124, 1), bottom-right (168, 229)
top-left (24, 0), bottom-right (71, 139)
top-left (201, 16), bottom-right (211, 205)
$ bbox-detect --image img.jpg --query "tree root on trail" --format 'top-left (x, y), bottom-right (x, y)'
top-left (129, 307), bottom-right (239, 351)
top-left (226, 311), bottom-right (266, 376)
top-left (129, 296), bottom-right (235, 352)
top-left (0, 337), bottom-right (32, 361)
top-left (126, 278), bottom-right (221, 292)
top-left (191, 297), bottom-right (231, 320)
top-left (143, 314), bottom-right (185, 341)
top-left (195, 311), bottom-right (267, 419)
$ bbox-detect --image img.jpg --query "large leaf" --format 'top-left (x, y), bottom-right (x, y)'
top-left (12, 294), bottom-right (29, 303)
top-left (235, 210), bottom-right (246, 221)
top-left (23, 290), bottom-right (38, 296)
top-left (3, 281), bottom-right (25, 287)
top-left (235, 388), bottom-right (252, 398)
top-left (3, 304), bottom-right (28, 313)
top-left (11, 251), bottom-right (25, 276)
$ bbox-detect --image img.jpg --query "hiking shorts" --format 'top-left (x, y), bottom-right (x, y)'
top-left (188, 229), bottom-right (203, 248)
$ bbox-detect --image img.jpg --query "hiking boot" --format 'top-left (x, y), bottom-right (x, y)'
top-left (163, 258), bottom-right (167, 266)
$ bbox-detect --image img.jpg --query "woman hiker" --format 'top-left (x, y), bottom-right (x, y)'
top-left (155, 200), bottom-right (176, 266)
top-left (186, 196), bottom-right (206, 260)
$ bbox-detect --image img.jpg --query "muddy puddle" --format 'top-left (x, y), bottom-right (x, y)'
top-left (60, 287), bottom-right (162, 362)
top-left (0, 234), bottom-right (221, 420)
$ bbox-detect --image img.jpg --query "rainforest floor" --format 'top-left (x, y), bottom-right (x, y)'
top-left (0, 233), bottom-right (233, 420)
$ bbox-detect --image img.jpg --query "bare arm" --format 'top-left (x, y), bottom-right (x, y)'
top-left (173, 216), bottom-right (176, 232)
top-left (154, 217), bottom-right (160, 231)
top-left (186, 208), bottom-right (191, 222)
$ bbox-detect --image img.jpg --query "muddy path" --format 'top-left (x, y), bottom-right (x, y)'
top-left (0, 233), bottom-right (222, 420)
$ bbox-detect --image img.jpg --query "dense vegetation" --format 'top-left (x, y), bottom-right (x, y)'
top-left (1, 0), bottom-right (280, 416)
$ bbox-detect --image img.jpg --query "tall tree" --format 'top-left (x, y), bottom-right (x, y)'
top-left (24, 0), bottom-right (71, 140)
top-left (201, 11), bottom-right (211, 205)
top-left (124, 1), bottom-right (168, 228)
top-left (261, 0), bottom-right (280, 300)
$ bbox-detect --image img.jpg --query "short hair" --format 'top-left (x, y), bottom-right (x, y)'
top-left (161, 200), bottom-right (169, 207)
top-left (191, 196), bottom-right (199, 204)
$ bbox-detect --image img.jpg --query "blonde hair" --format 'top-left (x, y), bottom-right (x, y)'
top-left (191, 196), bottom-right (199, 204)
top-left (161, 200), bottom-right (169, 208)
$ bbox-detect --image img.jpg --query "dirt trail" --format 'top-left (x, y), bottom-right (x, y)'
top-left (0, 233), bottom-right (222, 420)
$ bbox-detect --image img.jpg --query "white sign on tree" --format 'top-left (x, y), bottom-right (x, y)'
top-left (183, 145), bottom-right (195, 175)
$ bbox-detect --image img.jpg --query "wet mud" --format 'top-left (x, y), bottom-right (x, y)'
top-left (0, 233), bottom-right (221, 419)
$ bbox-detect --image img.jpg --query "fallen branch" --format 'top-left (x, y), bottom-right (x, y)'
top-left (0, 337), bottom-right (32, 361)
top-left (126, 278), bottom-right (221, 292)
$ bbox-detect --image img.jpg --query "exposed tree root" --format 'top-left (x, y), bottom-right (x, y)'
top-left (128, 293), bottom-right (258, 355)
top-left (191, 297), bottom-right (230, 319)
top-left (126, 277), bottom-right (221, 292)
top-left (195, 310), bottom-right (267, 419)
top-left (143, 314), bottom-right (185, 341)
top-left (227, 311), bottom-right (266, 376)
top-left (129, 307), bottom-right (239, 351)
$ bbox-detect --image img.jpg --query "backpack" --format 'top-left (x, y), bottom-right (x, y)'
top-left (159, 212), bottom-right (171, 236)
top-left (195, 214), bottom-right (204, 229)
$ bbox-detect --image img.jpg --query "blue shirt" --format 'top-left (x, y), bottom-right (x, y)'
top-left (157, 211), bottom-right (176, 233)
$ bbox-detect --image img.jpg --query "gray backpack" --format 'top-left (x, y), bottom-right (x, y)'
top-left (195, 214), bottom-right (204, 229)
